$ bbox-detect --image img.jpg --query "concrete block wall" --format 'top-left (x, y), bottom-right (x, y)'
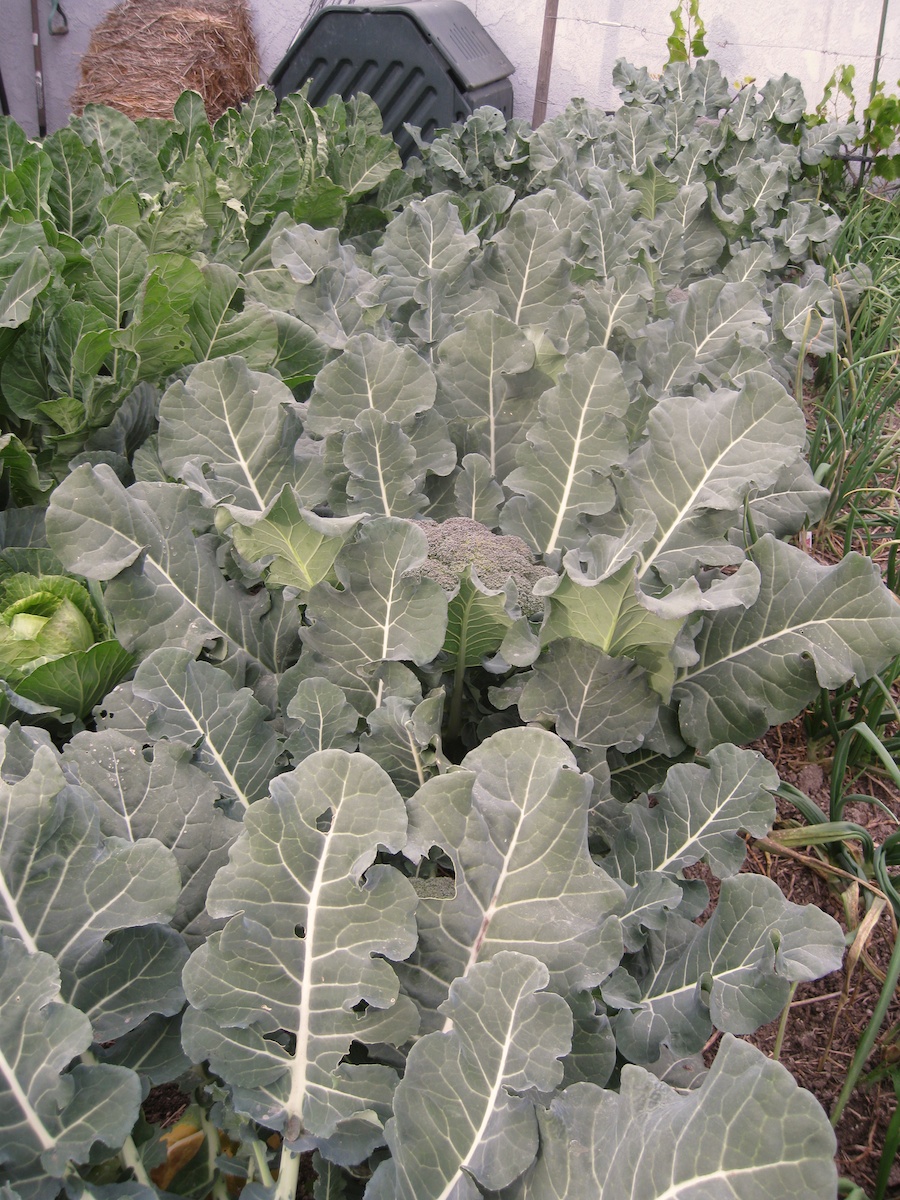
top-left (1, 0), bottom-right (896, 138)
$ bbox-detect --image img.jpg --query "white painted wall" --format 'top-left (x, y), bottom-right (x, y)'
top-left (1, 0), bottom-right (896, 138)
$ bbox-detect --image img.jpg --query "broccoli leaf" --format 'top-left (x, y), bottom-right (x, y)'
top-left (367, 954), bottom-right (573, 1199)
top-left (504, 1036), bottom-right (836, 1199)
top-left (181, 751), bottom-right (419, 1160)
top-left (399, 728), bottom-right (623, 1025)
top-left (0, 937), bottom-right (142, 1192)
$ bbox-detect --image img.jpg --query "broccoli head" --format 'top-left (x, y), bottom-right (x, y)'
top-left (413, 518), bottom-right (554, 617)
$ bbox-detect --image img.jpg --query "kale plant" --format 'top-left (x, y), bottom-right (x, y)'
top-left (0, 61), bottom-right (891, 1200)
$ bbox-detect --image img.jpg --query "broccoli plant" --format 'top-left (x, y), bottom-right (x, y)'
top-left (411, 518), bottom-right (553, 743)
top-left (0, 61), bottom-right (885, 1200)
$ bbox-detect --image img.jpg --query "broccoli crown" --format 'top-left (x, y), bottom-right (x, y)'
top-left (414, 518), bottom-right (554, 617)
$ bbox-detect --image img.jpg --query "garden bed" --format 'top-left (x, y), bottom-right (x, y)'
top-left (1, 57), bottom-right (900, 1200)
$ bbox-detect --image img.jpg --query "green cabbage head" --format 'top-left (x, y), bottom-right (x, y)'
top-left (0, 573), bottom-right (133, 723)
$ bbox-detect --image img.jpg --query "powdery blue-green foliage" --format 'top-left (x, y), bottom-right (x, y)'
top-left (0, 59), bottom-right (890, 1199)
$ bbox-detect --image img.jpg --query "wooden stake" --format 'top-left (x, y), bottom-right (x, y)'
top-left (532, 0), bottom-right (559, 128)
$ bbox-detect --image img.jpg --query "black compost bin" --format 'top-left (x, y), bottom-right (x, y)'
top-left (269, 0), bottom-right (515, 160)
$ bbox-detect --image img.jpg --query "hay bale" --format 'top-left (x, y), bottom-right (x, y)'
top-left (72, 0), bottom-right (259, 122)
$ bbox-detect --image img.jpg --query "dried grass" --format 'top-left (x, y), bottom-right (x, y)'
top-left (72, 0), bottom-right (259, 122)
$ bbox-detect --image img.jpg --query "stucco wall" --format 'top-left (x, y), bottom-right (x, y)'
top-left (1, 0), bottom-right (897, 138)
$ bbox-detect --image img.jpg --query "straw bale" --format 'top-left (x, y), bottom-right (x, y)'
top-left (72, 0), bottom-right (259, 122)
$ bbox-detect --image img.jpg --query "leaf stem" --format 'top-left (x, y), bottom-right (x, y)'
top-left (251, 1137), bottom-right (276, 1189)
top-left (198, 1106), bottom-right (231, 1200)
top-left (274, 1144), bottom-right (301, 1200)
top-left (119, 1134), bottom-right (154, 1188)
top-left (447, 650), bottom-right (466, 744)
top-left (772, 981), bottom-right (798, 1060)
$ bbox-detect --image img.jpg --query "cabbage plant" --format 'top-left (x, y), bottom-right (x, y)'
top-left (0, 59), bottom-right (889, 1200)
top-left (0, 571), bottom-right (131, 723)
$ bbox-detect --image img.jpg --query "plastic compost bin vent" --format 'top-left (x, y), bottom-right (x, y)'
top-left (269, 0), bottom-right (515, 160)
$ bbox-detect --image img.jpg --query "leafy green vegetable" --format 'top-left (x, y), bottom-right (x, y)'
top-left (0, 58), bottom-right (881, 1200)
top-left (0, 89), bottom-right (399, 478)
top-left (0, 572), bottom-right (131, 722)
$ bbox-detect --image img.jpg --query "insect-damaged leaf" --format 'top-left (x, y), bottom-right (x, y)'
top-left (399, 727), bottom-right (623, 1026)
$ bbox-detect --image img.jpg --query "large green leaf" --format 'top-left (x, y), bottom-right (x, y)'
top-left (232, 490), bottom-right (362, 592)
top-left (372, 194), bottom-right (480, 318)
top-left (0, 731), bottom-right (182, 1032)
top-left (602, 744), bottom-right (778, 882)
top-left (242, 121), bottom-right (305, 227)
top-left (45, 301), bottom-right (112, 403)
top-left (61, 730), bottom-right (238, 945)
top-left (307, 334), bottom-right (437, 437)
top-left (711, 155), bottom-right (793, 233)
top-left (186, 264), bottom-right (278, 367)
top-left (128, 648), bottom-right (283, 808)
top-left (66, 924), bottom-right (189, 1042)
top-left (46, 467), bottom-right (280, 678)
top-left (443, 570), bottom-right (516, 672)
top-left (434, 312), bottom-right (537, 481)
top-left (674, 535), bottom-right (900, 750)
top-left (181, 751), bottom-right (419, 1159)
top-left (7, 640), bottom-right (134, 722)
top-left (516, 640), bottom-right (659, 754)
top-left (284, 677), bottom-right (360, 762)
top-left (78, 225), bottom-right (147, 326)
top-left (42, 128), bottom-right (106, 240)
top-left (339, 410), bottom-right (432, 518)
top-left (504, 1036), bottom-right (836, 1199)
top-left (501, 346), bottom-right (631, 554)
top-left (270, 223), bottom-right (343, 286)
top-left (372, 193), bottom-right (480, 342)
top-left (327, 105), bottom-right (400, 196)
top-left (71, 105), bottom-right (165, 194)
top-left (291, 259), bottom-right (382, 350)
top-left (541, 561), bottom-right (687, 695)
top-left (478, 207), bottom-right (575, 326)
top-left (368, 954), bottom-right (573, 1199)
top-left (582, 263), bottom-right (653, 347)
top-left (359, 669), bottom-right (444, 798)
top-left (158, 358), bottom-right (302, 514)
top-left (0, 217), bottom-right (48, 284)
top-left (616, 372), bottom-right (807, 584)
top-left (0, 937), bottom-right (142, 1191)
top-left (0, 247), bottom-right (51, 329)
top-left (399, 728), bottom-right (623, 1025)
top-left (612, 874), bottom-right (844, 1063)
top-left (635, 279), bottom-right (769, 392)
top-left (301, 518), bottom-right (447, 710)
